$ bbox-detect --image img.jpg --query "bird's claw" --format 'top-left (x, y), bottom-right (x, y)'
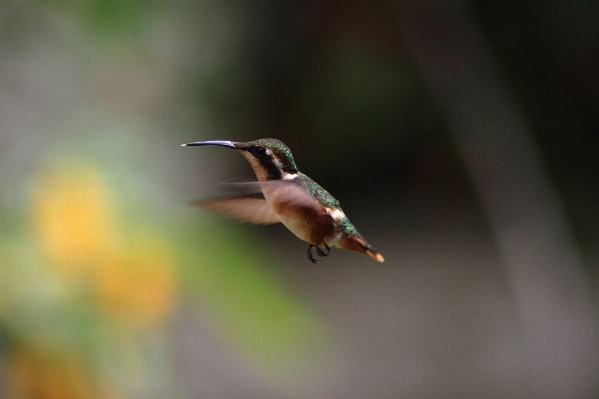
top-left (307, 244), bottom-right (318, 263)
top-left (307, 243), bottom-right (330, 263)
top-left (315, 243), bottom-right (330, 257)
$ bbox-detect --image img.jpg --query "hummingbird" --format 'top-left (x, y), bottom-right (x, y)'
top-left (182, 138), bottom-right (384, 263)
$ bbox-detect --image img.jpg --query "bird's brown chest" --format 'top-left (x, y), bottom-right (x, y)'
top-left (271, 201), bottom-right (337, 245)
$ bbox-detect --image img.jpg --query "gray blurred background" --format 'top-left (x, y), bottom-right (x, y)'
top-left (1, 1), bottom-right (598, 398)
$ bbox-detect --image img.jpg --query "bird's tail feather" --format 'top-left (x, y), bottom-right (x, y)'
top-left (339, 235), bottom-right (384, 263)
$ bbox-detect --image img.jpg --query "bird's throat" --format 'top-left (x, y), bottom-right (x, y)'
top-left (237, 149), bottom-right (282, 181)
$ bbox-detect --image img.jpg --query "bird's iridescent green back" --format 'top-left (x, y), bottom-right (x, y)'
top-left (297, 172), bottom-right (339, 209)
top-left (296, 173), bottom-right (362, 238)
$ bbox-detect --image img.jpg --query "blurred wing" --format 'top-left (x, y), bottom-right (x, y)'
top-left (191, 193), bottom-right (281, 225)
top-left (227, 180), bottom-right (322, 212)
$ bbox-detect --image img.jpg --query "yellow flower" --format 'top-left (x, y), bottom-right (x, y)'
top-left (96, 233), bottom-right (175, 326)
top-left (31, 163), bottom-right (115, 276)
top-left (8, 347), bottom-right (90, 399)
top-left (30, 161), bottom-right (175, 326)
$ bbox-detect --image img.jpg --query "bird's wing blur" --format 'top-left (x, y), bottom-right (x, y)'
top-left (229, 180), bottom-right (322, 211)
top-left (191, 180), bottom-right (322, 224)
top-left (191, 193), bottom-right (281, 225)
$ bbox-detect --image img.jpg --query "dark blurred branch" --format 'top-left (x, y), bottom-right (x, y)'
top-left (394, 2), bottom-right (598, 397)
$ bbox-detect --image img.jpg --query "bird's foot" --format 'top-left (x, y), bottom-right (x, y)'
top-left (307, 244), bottom-right (318, 263)
top-left (307, 243), bottom-right (331, 263)
top-left (315, 243), bottom-right (330, 257)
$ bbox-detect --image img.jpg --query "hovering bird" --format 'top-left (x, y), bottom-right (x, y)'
top-left (182, 139), bottom-right (384, 263)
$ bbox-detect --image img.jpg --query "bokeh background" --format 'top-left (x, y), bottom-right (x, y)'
top-left (1, 1), bottom-right (598, 398)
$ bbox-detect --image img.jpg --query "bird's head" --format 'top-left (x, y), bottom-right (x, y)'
top-left (182, 138), bottom-right (298, 181)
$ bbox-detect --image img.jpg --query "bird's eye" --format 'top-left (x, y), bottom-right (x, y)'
top-left (254, 147), bottom-right (267, 156)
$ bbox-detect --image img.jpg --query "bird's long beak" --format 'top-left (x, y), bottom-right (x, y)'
top-left (181, 140), bottom-right (236, 148)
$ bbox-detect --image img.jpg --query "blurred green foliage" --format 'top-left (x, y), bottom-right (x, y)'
top-left (1, 155), bottom-right (326, 397)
